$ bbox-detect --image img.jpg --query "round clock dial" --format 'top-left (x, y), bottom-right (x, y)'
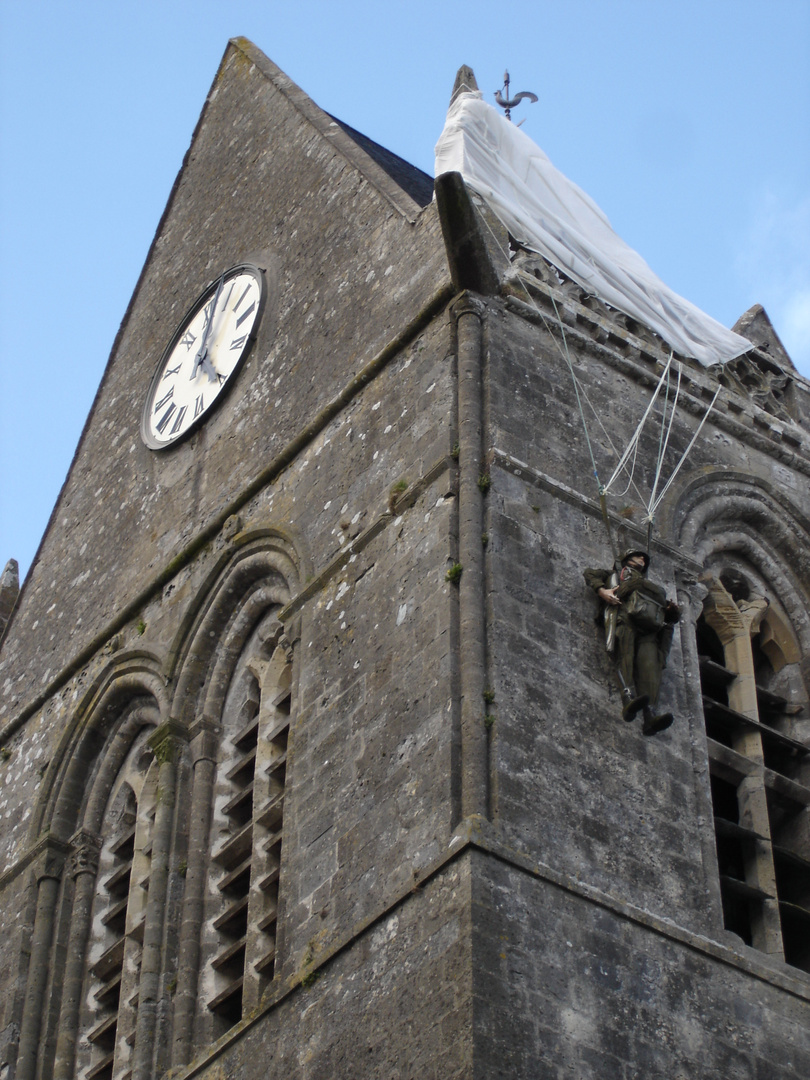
top-left (141, 264), bottom-right (265, 449)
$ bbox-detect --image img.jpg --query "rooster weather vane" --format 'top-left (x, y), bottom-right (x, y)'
top-left (494, 70), bottom-right (538, 123)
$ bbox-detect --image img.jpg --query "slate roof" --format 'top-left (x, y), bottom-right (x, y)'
top-left (328, 116), bottom-right (434, 208)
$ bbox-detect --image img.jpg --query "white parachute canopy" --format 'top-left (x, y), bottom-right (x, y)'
top-left (434, 92), bottom-right (752, 367)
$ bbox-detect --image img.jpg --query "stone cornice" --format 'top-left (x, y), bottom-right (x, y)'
top-left (501, 279), bottom-right (810, 478)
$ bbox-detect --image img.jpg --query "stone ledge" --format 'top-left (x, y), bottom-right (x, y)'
top-left (489, 447), bottom-right (704, 575)
top-left (457, 815), bottom-right (810, 1003)
top-left (502, 287), bottom-right (810, 476)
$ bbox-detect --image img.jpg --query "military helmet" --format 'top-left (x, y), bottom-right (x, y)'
top-left (620, 548), bottom-right (650, 570)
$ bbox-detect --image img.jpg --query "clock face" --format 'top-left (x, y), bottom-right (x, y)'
top-left (141, 264), bottom-right (265, 449)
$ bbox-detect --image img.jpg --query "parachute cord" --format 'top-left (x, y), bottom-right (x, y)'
top-left (548, 294), bottom-right (602, 489)
top-left (652, 359), bottom-right (672, 489)
top-left (470, 203), bottom-right (672, 548)
top-left (599, 491), bottom-right (619, 564)
top-left (472, 201), bottom-right (721, 553)
top-left (576, 383), bottom-right (648, 505)
top-left (470, 204), bottom-right (610, 494)
top-left (475, 211), bottom-right (650, 504)
top-left (603, 352), bottom-right (674, 496)
top-left (646, 359), bottom-right (682, 521)
top-left (648, 385), bottom-right (722, 519)
top-left (610, 433), bottom-right (641, 498)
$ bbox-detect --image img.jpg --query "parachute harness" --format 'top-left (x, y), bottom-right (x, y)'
top-left (472, 204), bottom-right (722, 549)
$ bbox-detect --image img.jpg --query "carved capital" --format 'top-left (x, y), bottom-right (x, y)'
top-left (675, 577), bottom-right (708, 624)
top-left (148, 719), bottom-right (187, 766)
top-left (32, 835), bottom-right (71, 883)
top-left (738, 597), bottom-right (769, 637)
top-left (451, 291), bottom-right (486, 324)
top-left (701, 578), bottom-right (745, 645)
top-left (68, 830), bottom-right (102, 879)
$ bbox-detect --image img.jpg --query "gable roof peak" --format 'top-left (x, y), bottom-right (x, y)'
top-left (225, 37), bottom-right (431, 219)
top-left (732, 303), bottom-right (797, 372)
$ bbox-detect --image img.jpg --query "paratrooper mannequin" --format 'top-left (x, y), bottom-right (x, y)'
top-left (584, 550), bottom-right (680, 736)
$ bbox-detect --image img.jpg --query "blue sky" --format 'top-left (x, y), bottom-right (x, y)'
top-left (1, 0), bottom-right (808, 582)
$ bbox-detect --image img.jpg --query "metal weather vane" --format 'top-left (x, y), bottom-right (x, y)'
top-left (494, 70), bottom-right (538, 122)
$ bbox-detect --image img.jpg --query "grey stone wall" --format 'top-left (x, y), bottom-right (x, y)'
top-left (471, 847), bottom-right (810, 1079)
top-left (0, 868), bottom-right (35, 1072)
top-left (181, 859), bottom-right (472, 1080)
top-left (480, 293), bottom-right (810, 937)
top-left (0, 298), bottom-right (461, 1075)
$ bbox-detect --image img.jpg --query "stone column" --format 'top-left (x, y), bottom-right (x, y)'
top-left (131, 721), bottom-right (185, 1080)
top-left (16, 836), bottom-right (70, 1080)
top-left (171, 718), bottom-right (220, 1070)
top-left (52, 830), bottom-right (103, 1080)
top-left (453, 292), bottom-right (489, 822)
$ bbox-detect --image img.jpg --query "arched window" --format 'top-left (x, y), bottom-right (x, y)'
top-left (11, 672), bottom-right (165, 1080)
top-left (166, 539), bottom-right (301, 1067)
top-left (697, 565), bottom-right (810, 972)
top-left (16, 541), bottom-right (301, 1080)
top-left (78, 732), bottom-right (158, 1080)
top-left (203, 618), bottom-right (292, 1036)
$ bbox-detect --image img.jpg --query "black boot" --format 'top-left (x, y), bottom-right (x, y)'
top-left (621, 688), bottom-right (648, 722)
top-left (642, 705), bottom-right (673, 736)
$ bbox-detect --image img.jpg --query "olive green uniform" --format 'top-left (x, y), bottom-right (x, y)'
top-left (583, 565), bottom-right (676, 708)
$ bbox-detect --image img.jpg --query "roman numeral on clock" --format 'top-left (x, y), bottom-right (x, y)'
top-left (180, 331), bottom-right (196, 350)
top-left (169, 406), bottom-right (188, 435)
top-left (233, 283), bottom-right (252, 312)
top-left (163, 364), bottom-right (181, 380)
top-left (194, 394), bottom-right (205, 418)
top-left (230, 335), bottom-right (247, 351)
top-left (154, 387), bottom-right (174, 413)
top-left (156, 403), bottom-right (177, 434)
top-left (235, 302), bottom-right (256, 329)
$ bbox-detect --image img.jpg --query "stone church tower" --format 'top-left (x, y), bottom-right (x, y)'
top-left (1, 38), bottom-right (809, 1079)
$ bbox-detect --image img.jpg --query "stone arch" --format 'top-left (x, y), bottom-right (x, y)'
top-left (758, 603), bottom-right (802, 674)
top-left (167, 530), bottom-right (301, 726)
top-left (166, 532), bottom-right (302, 1066)
top-left (669, 468), bottom-right (810, 971)
top-left (16, 660), bottom-right (166, 1080)
top-left (32, 655), bottom-right (167, 844)
top-left (669, 469), bottom-right (810, 659)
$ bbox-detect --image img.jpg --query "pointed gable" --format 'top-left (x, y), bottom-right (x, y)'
top-left (0, 39), bottom-right (449, 723)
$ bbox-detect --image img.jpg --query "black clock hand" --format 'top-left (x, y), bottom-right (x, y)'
top-left (197, 349), bottom-right (219, 383)
top-left (191, 275), bottom-right (225, 381)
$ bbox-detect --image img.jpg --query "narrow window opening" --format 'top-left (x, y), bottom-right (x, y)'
top-left (86, 802), bottom-right (135, 1080)
top-left (698, 572), bottom-right (810, 972)
top-left (208, 671), bottom-right (260, 1029)
top-left (81, 738), bottom-right (157, 1080)
top-left (207, 638), bottom-right (293, 1033)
